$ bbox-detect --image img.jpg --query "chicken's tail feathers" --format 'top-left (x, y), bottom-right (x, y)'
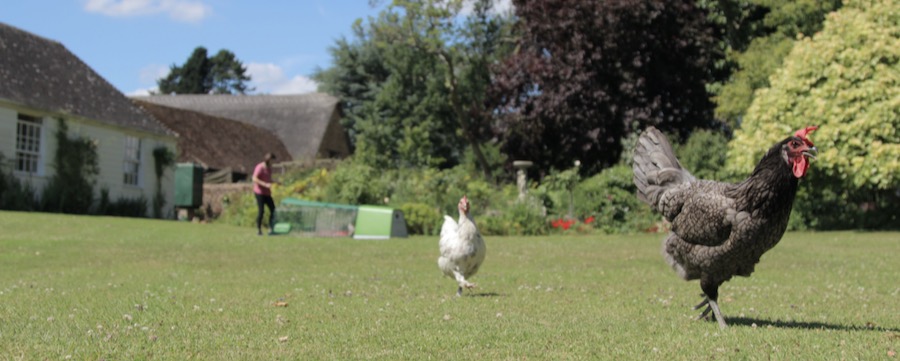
top-left (633, 126), bottom-right (695, 210)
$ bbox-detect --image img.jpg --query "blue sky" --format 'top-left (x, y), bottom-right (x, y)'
top-left (1, 0), bottom-right (390, 95)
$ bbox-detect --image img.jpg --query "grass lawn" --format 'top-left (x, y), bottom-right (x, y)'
top-left (0, 211), bottom-right (898, 360)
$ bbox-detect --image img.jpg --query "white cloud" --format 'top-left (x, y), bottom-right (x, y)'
top-left (460, 0), bottom-right (514, 16)
top-left (492, 0), bottom-right (513, 15)
top-left (272, 76), bottom-right (319, 95)
top-left (247, 63), bottom-right (318, 95)
top-left (127, 87), bottom-right (157, 96)
top-left (139, 64), bottom-right (170, 84)
top-left (83, 0), bottom-right (212, 23)
top-left (123, 64), bottom-right (169, 95)
top-left (246, 63), bottom-right (284, 85)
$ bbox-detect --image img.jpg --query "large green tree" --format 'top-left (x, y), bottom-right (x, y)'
top-left (314, 0), bottom-right (513, 177)
top-left (490, 0), bottom-right (719, 176)
top-left (704, 0), bottom-right (842, 129)
top-left (157, 47), bottom-right (253, 94)
top-left (313, 22), bottom-right (389, 148)
top-left (728, 0), bottom-right (899, 229)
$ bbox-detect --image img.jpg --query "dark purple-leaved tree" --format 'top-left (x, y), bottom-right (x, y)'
top-left (490, 0), bottom-right (719, 175)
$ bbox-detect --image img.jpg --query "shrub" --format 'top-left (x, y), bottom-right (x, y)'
top-left (787, 173), bottom-right (900, 231)
top-left (216, 158), bottom-right (671, 235)
top-left (217, 191), bottom-right (259, 228)
top-left (0, 153), bottom-right (38, 211)
top-left (728, 0), bottom-right (900, 230)
top-left (675, 128), bottom-right (732, 181)
top-left (571, 164), bottom-right (658, 234)
top-left (106, 196), bottom-right (148, 218)
top-left (478, 197), bottom-right (549, 236)
top-left (95, 188), bottom-right (148, 218)
top-left (323, 160), bottom-right (388, 205)
top-left (399, 202), bottom-right (441, 235)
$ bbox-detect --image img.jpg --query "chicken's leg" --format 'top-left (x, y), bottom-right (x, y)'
top-left (708, 298), bottom-right (727, 329)
top-left (694, 296), bottom-right (728, 328)
top-left (699, 278), bottom-right (728, 329)
top-left (452, 270), bottom-right (475, 296)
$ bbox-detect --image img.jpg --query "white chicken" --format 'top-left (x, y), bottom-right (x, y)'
top-left (438, 195), bottom-right (486, 296)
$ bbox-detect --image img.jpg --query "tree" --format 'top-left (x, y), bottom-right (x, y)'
top-left (157, 47), bottom-right (253, 94)
top-left (208, 49), bottom-right (253, 94)
top-left (314, 22), bottom-right (390, 147)
top-left (727, 0), bottom-right (900, 229)
top-left (704, 0), bottom-right (842, 128)
top-left (314, 0), bottom-right (513, 178)
top-left (316, 16), bottom-right (459, 170)
top-left (676, 129), bottom-right (730, 181)
top-left (490, 0), bottom-right (719, 176)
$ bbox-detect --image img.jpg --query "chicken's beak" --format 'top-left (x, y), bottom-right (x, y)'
top-left (802, 146), bottom-right (818, 160)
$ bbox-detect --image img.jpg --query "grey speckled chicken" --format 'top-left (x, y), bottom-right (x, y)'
top-left (633, 126), bottom-right (818, 328)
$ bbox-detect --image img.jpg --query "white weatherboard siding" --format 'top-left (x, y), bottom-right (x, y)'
top-left (1, 102), bottom-right (177, 217)
top-left (68, 118), bottom-right (176, 217)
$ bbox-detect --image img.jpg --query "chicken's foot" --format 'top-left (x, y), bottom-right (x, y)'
top-left (694, 296), bottom-right (728, 329)
top-left (452, 271), bottom-right (476, 296)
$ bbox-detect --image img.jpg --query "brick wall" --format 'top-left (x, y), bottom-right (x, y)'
top-left (202, 183), bottom-right (252, 219)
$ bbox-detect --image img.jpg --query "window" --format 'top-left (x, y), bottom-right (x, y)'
top-left (15, 114), bottom-right (42, 174)
top-left (123, 136), bottom-right (141, 186)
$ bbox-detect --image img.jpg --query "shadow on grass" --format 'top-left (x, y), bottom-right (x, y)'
top-left (467, 292), bottom-right (503, 297)
top-left (727, 317), bottom-right (900, 332)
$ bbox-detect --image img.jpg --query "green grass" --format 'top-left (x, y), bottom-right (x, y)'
top-left (1, 211), bottom-right (898, 360)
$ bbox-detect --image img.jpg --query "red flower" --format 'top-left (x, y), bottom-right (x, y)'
top-left (551, 219), bottom-right (563, 228)
top-left (552, 218), bottom-right (578, 230)
top-left (584, 216), bottom-right (595, 224)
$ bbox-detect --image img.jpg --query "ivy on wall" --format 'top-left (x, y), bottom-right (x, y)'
top-left (152, 146), bottom-right (175, 218)
top-left (40, 118), bottom-right (99, 214)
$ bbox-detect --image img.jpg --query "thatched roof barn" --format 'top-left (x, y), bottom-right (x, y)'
top-left (133, 99), bottom-right (292, 182)
top-left (133, 93), bottom-right (351, 162)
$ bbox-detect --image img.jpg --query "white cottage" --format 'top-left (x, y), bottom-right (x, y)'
top-left (0, 22), bottom-right (177, 217)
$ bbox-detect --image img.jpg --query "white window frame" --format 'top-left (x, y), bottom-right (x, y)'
top-left (123, 136), bottom-right (142, 186)
top-left (15, 114), bottom-right (43, 175)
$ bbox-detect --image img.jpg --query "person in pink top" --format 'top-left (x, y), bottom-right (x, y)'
top-left (252, 153), bottom-right (279, 235)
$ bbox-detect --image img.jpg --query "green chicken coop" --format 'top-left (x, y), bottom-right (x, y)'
top-left (276, 198), bottom-right (407, 239)
top-left (353, 205), bottom-right (408, 240)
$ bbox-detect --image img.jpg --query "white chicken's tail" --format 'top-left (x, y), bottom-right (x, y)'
top-left (632, 126), bottom-right (695, 211)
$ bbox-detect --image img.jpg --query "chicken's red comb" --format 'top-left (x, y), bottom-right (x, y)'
top-left (794, 126), bottom-right (818, 146)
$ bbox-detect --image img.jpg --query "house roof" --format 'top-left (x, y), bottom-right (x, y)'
top-left (132, 99), bottom-right (292, 174)
top-left (0, 22), bottom-right (170, 136)
top-left (132, 93), bottom-right (342, 159)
